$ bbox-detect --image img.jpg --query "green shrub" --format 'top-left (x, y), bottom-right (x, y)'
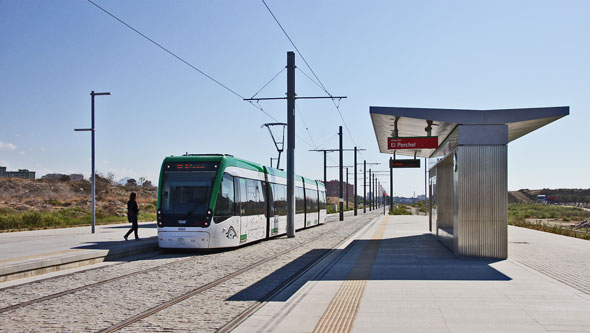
top-left (389, 205), bottom-right (412, 215)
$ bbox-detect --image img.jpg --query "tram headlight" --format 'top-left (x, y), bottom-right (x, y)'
top-left (157, 209), bottom-right (162, 227)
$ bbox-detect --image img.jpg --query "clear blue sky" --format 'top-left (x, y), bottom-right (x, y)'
top-left (1, 0), bottom-right (588, 196)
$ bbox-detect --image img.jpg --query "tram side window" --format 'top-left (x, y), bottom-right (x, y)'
top-left (296, 186), bottom-right (305, 214)
top-left (319, 190), bottom-right (326, 210)
top-left (257, 180), bottom-right (266, 215)
top-left (305, 188), bottom-right (312, 212)
top-left (311, 189), bottom-right (319, 212)
top-left (272, 183), bottom-right (287, 216)
top-left (214, 173), bottom-right (234, 223)
top-left (244, 179), bottom-right (265, 215)
top-left (238, 178), bottom-right (248, 215)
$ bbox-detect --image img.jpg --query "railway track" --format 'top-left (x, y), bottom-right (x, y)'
top-left (0, 211), bottom-right (381, 331)
top-left (100, 212), bottom-right (380, 332)
top-left (0, 251), bottom-right (194, 314)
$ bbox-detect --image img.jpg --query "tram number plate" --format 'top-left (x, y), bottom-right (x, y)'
top-left (177, 238), bottom-right (185, 245)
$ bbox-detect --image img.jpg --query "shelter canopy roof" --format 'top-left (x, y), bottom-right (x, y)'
top-left (370, 106), bottom-right (569, 158)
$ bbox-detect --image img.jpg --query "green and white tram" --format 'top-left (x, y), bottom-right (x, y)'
top-left (157, 154), bottom-right (327, 249)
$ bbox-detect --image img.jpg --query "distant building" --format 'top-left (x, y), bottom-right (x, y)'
top-left (42, 173), bottom-right (85, 181)
top-left (0, 166), bottom-right (35, 180)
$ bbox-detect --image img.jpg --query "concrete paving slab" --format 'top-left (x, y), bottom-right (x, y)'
top-left (0, 222), bottom-right (158, 282)
top-left (235, 215), bottom-right (590, 332)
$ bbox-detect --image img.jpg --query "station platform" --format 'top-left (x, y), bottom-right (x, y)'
top-left (0, 222), bottom-right (158, 283)
top-left (234, 215), bottom-right (590, 332)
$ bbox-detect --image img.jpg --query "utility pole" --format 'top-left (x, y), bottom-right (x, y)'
top-left (368, 168), bottom-right (372, 211)
top-left (363, 160), bottom-right (366, 213)
top-left (75, 90), bottom-right (110, 234)
top-left (354, 147), bottom-right (357, 216)
top-left (310, 146), bottom-right (365, 208)
top-left (424, 157), bottom-right (428, 216)
top-left (324, 151), bottom-right (327, 186)
top-left (244, 52), bottom-right (346, 238)
top-left (286, 51), bottom-right (296, 238)
top-left (375, 175), bottom-right (377, 210)
top-left (390, 156), bottom-right (393, 210)
top-left (345, 167), bottom-right (349, 210)
top-left (339, 126), bottom-right (343, 221)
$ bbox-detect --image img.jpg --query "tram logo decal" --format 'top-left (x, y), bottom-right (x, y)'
top-left (178, 219), bottom-right (187, 224)
top-left (226, 226), bottom-right (237, 239)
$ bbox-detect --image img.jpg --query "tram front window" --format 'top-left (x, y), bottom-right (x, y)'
top-left (161, 171), bottom-right (216, 216)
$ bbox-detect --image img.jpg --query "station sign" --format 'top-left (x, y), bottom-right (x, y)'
top-left (390, 159), bottom-right (421, 168)
top-left (388, 136), bottom-right (438, 150)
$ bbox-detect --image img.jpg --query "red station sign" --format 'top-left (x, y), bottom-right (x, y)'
top-left (387, 136), bottom-right (438, 150)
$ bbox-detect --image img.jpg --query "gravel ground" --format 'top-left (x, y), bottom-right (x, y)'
top-left (0, 211), bottom-right (382, 332)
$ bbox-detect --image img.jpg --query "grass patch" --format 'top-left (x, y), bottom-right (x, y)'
top-left (0, 207), bottom-right (156, 232)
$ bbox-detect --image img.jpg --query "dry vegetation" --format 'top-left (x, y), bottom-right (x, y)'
top-left (509, 203), bottom-right (590, 240)
top-left (0, 175), bottom-right (157, 231)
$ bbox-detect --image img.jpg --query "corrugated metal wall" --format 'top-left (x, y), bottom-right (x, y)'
top-left (436, 155), bottom-right (454, 250)
top-left (455, 145), bottom-right (507, 258)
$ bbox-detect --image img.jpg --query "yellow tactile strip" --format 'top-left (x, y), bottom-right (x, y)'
top-left (314, 216), bottom-right (388, 333)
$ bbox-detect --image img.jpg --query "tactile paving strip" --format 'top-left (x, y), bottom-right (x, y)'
top-left (314, 216), bottom-right (388, 333)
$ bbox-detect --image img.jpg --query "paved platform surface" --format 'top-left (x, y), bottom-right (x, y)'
top-left (0, 222), bottom-right (158, 282)
top-left (235, 215), bottom-right (590, 332)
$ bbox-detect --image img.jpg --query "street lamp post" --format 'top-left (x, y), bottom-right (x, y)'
top-left (75, 91), bottom-right (111, 234)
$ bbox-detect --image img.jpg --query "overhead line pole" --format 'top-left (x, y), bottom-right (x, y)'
top-left (324, 151), bottom-right (327, 186)
top-left (339, 126), bottom-right (343, 221)
top-left (368, 169), bottom-right (372, 211)
top-left (354, 147), bottom-right (357, 216)
top-left (345, 167), bottom-right (349, 210)
top-left (375, 176), bottom-right (377, 209)
top-left (244, 52), bottom-right (347, 238)
top-left (363, 160), bottom-right (367, 213)
top-left (390, 157), bottom-right (394, 210)
top-left (310, 148), bottom-right (365, 190)
top-left (286, 51), bottom-right (296, 238)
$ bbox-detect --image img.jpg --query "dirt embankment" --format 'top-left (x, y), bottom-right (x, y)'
top-left (0, 177), bottom-right (157, 216)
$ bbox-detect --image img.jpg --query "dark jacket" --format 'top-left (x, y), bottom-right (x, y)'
top-left (127, 200), bottom-right (139, 222)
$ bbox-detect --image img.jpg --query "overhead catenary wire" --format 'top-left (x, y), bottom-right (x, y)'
top-left (261, 0), bottom-right (359, 147)
top-left (295, 105), bottom-right (318, 149)
top-left (86, 0), bottom-right (280, 122)
top-left (250, 67), bottom-right (286, 99)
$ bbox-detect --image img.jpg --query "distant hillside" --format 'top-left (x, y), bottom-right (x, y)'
top-left (0, 175), bottom-right (157, 217)
top-left (510, 189), bottom-right (590, 207)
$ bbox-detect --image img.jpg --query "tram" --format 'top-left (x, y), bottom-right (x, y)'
top-left (156, 154), bottom-right (327, 249)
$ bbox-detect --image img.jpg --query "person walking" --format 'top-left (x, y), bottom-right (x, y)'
top-left (124, 192), bottom-right (140, 240)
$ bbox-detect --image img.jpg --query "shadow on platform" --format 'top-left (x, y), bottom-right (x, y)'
top-left (228, 233), bottom-right (510, 302)
top-left (102, 222), bottom-right (157, 230)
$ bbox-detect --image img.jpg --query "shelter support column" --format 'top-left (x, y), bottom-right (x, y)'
top-left (454, 144), bottom-right (507, 259)
top-left (434, 124), bottom-right (508, 259)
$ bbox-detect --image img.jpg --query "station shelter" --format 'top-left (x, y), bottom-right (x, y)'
top-left (370, 106), bottom-right (569, 258)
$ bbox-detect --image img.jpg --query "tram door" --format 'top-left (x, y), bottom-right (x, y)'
top-left (237, 178), bottom-right (248, 244)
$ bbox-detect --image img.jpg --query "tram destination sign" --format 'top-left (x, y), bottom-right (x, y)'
top-left (388, 136), bottom-right (438, 150)
top-left (390, 159), bottom-right (421, 168)
top-left (165, 161), bottom-right (218, 171)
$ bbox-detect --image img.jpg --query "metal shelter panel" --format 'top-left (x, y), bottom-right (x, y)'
top-left (455, 145), bottom-right (507, 258)
top-left (370, 105), bottom-right (568, 259)
top-left (369, 106), bottom-right (569, 157)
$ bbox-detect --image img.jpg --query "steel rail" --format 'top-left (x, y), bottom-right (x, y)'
top-left (217, 212), bottom-right (380, 333)
top-left (0, 251), bottom-right (195, 314)
top-left (98, 212), bottom-right (381, 332)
